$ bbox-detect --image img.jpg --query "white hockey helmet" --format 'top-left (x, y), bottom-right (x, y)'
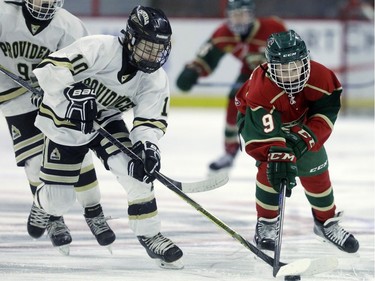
top-left (24, 0), bottom-right (64, 21)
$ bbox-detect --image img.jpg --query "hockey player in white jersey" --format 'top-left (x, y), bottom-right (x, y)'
top-left (32, 5), bottom-right (183, 269)
top-left (0, 0), bottom-right (115, 254)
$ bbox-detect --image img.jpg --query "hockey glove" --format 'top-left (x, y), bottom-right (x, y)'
top-left (64, 82), bottom-right (97, 134)
top-left (285, 125), bottom-right (316, 158)
top-left (267, 146), bottom-right (298, 192)
top-left (176, 65), bottom-right (199, 91)
top-left (128, 141), bottom-right (161, 184)
top-left (31, 90), bottom-right (43, 108)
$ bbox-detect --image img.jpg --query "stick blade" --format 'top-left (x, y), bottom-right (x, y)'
top-left (276, 257), bottom-right (338, 277)
top-left (180, 171), bottom-right (229, 193)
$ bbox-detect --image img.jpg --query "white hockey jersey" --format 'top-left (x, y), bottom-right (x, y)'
top-left (33, 35), bottom-right (170, 147)
top-left (0, 1), bottom-right (89, 116)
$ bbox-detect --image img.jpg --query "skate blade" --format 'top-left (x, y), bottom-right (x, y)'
top-left (105, 244), bottom-right (113, 255)
top-left (154, 258), bottom-right (184, 270)
top-left (276, 257), bottom-right (338, 277)
top-left (57, 245), bottom-right (70, 256)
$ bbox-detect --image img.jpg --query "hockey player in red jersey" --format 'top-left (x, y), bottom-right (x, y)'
top-left (235, 30), bottom-right (359, 253)
top-left (176, 0), bottom-right (286, 173)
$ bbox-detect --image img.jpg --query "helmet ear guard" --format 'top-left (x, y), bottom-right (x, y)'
top-left (265, 30), bottom-right (311, 94)
top-left (121, 5), bottom-right (172, 74)
top-left (24, 0), bottom-right (64, 21)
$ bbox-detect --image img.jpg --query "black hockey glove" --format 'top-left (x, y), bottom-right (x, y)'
top-left (285, 125), bottom-right (316, 159)
top-left (31, 90), bottom-right (43, 108)
top-left (128, 141), bottom-right (161, 184)
top-left (64, 82), bottom-right (97, 134)
top-left (176, 65), bottom-right (200, 91)
top-left (267, 146), bottom-right (298, 192)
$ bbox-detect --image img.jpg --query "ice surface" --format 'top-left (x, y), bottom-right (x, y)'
top-left (0, 108), bottom-right (373, 281)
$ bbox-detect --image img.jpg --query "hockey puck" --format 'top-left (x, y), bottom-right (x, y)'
top-left (284, 275), bottom-right (301, 281)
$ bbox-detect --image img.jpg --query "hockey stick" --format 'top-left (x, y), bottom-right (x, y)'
top-left (95, 124), bottom-right (338, 277)
top-left (93, 123), bottom-right (228, 193)
top-left (0, 64), bottom-right (43, 95)
top-left (273, 179), bottom-right (287, 277)
top-left (273, 179), bottom-right (303, 280)
top-left (0, 64), bottom-right (228, 193)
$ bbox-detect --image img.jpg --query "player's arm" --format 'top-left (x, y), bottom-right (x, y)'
top-left (176, 39), bottom-right (225, 91)
top-left (239, 104), bottom-right (286, 162)
top-left (304, 87), bottom-right (342, 151)
top-left (127, 71), bottom-right (169, 184)
top-left (33, 36), bottom-right (107, 106)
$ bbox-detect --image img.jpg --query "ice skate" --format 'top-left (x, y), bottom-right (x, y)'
top-left (27, 202), bottom-right (50, 239)
top-left (84, 204), bottom-right (116, 253)
top-left (137, 232), bottom-right (184, 269)
top-left (314, 211), bottom-right (359, 253)
top-left (47, 216), bottom-right (72, 255)
top-left (208, 153), bottom-right (236, 173)
top-left (254, 217), bottom-right (278, 251)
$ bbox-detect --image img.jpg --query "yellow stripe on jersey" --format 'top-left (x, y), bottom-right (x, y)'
top-left (194, 57), bottom-right (213, 75)
top-left (308, 113), bottom-right (335, 130)
top-left (38, 57), bottom-right (74, 72)
top-left (39, 104), bottom-right (76, 128)
top-left (14, 133), bottom-right (44, 151)
top-left (305, 83), bottom-right (342, 95)
top-left (74, 180), bottom-right (98, 192)
top-left (0, 87), bottom-right (28, 103)
top-left (133, 118), bottom-right (167, 134)
top-left (16, 144), bottom-right (44, 164)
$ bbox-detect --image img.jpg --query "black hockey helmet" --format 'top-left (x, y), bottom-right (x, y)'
top-left (226, 0), bottom-right (255, 35)
top-left (265, 30), bottom-right (310, 94)
top-left (121, 5), bottom-right (172, 74)
top-left (24, 0), bottom-right (64, 21)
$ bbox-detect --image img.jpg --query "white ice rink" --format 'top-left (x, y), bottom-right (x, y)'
top-left (0, 108), bottom-right (373, 281)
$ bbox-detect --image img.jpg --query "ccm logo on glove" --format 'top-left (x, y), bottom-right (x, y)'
top-left (268, 151), bottom-right (296, 162)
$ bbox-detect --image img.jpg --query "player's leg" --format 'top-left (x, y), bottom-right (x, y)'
top-left (298, 148), bottom-right (359, 253)
top-left (92, 120), bottom-right (183, 268)
top-left (208, 74), bottom-right (247, 172)
top-left (35, 138), bottom-right (88, 253)
top-left (3, 111), bottom-right (67, 239)
top-left (75, 152), bottom-right (116, 247)
top-left (253, 161), bottom-right (279, 251)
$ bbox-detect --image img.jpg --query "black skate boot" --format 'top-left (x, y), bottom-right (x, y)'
top-left (84, 204), bottom-right (116, 249)
top-left (47, 216), bottom-right (72, 255)
top-left (314, 211), bottom-right (359, 253)
top-left (27, 202), bottom-right (50, 239)
top-left (209, 153), bottom-right (236, 172)
top-left (137, 232), bottom-right (184, 269)
top-left (254, 217), bottom-right (278, 251)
